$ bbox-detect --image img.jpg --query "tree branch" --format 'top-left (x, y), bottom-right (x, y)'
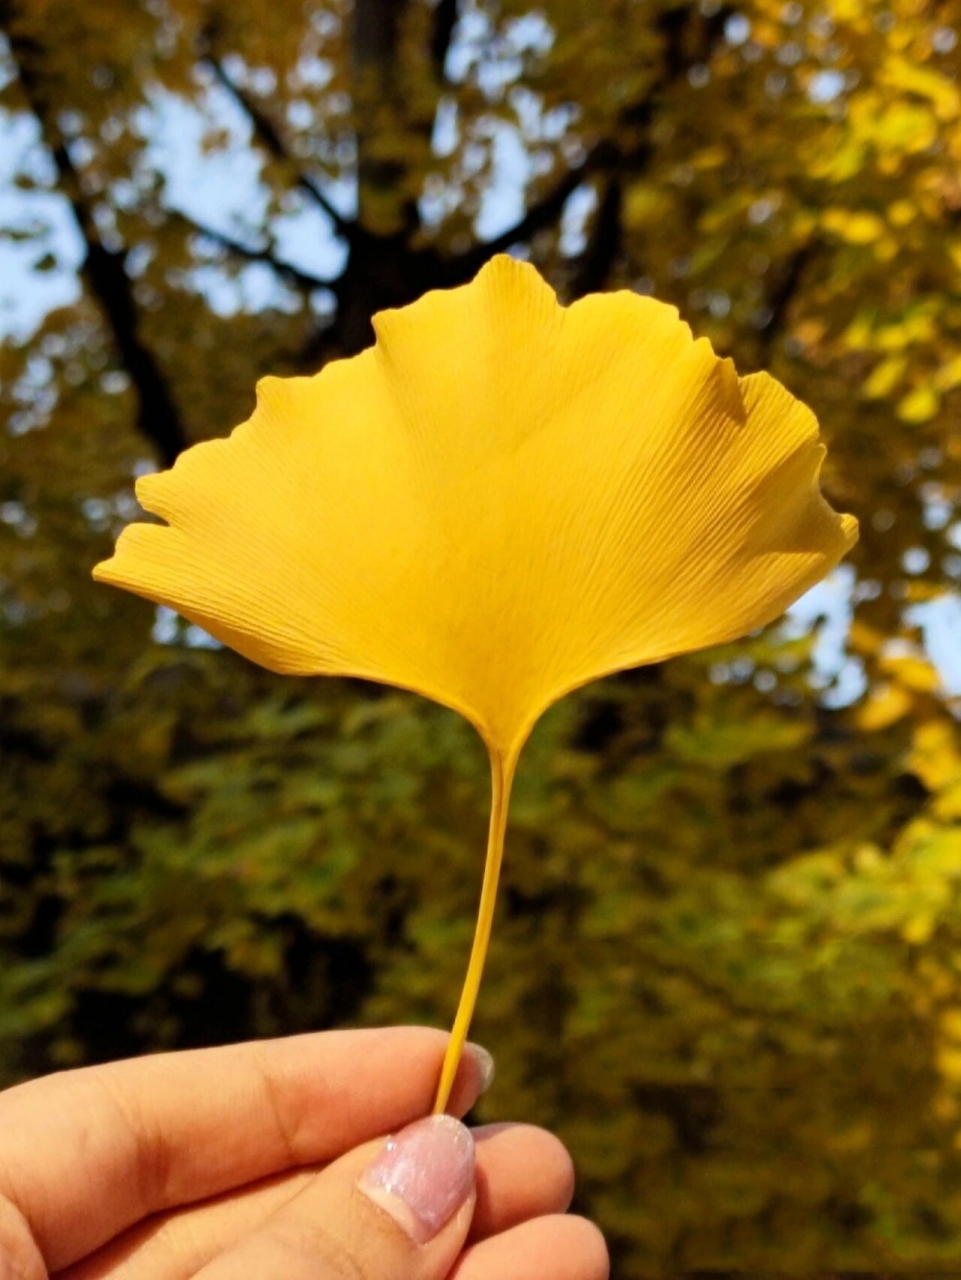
top-left (756, 238), bottom-right (820, 362)
top-left (165, 209), bottom-right (340, 293)
top-left (351, 0), bottom-right (422, 237)
top-left (448, 3), bottom-right (730, 280)
top-left (3, 22), bottom-right (188, 465)
top-left (451, 143), bottom-right (615, 279)
top-left (202, 55), bottom-right (355, 242)
top-left (568, 175), bottom-right (623, 298)
top-left (295, 1), bottom-right (728, 361)
top-left (430, 0), bottom-right (460, 79)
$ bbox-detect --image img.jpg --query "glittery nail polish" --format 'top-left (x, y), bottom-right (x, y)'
top-left (358, 1114), bottom-right (475, 1243)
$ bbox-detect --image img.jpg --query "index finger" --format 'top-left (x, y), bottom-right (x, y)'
top-left (0, 1026), bottom-right (489, 1270)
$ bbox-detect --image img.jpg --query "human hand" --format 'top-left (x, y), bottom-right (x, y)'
top-left (0, 1027), bottom-right (608, 1279)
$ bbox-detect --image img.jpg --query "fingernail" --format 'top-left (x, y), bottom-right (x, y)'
top-left (468, 1041), bottom-right (496, 1094)
top-left (358, 1114), bottom-right (475, 1243)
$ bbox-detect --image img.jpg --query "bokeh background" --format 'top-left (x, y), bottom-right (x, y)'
top-left (2, 0), bottom-right (961, 1272)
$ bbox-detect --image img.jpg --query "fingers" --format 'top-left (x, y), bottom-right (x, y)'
top-left (59, 1122), bottom-right (575, 1279)
top-left (470, 1123), bottom-right (574, 1240)
top-left (55, 1173), bottom-right (318, 1280)
top-left (190, 1117), bottom-right (476, 1280)
top-left (0, 1027), bottom-right (490, 1271)
top-left (450, 1215), bottom-right (610, 1280)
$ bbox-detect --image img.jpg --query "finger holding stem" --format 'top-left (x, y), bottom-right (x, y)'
top-left (434, 750), bottom-right (516, 1114)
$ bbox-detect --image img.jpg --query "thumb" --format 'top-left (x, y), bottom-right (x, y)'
top-left (193, 1114), bottom-right (477, 1279)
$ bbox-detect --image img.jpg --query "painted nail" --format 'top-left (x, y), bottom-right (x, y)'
top-left (358, 1114), bottom-right (475, 1244)
top-left (468, 1041), bottom-right (496, 1094)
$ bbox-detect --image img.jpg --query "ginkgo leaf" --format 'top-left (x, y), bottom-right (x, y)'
top-left (94, 254), bottom-right (857, 1109)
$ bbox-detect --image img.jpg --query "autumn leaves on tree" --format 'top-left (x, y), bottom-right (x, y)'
top-left (2, 0), bottom-right (961, 1272)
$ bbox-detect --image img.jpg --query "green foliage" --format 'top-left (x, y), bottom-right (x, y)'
top-left (2, 0), bottom-right (961, 1271)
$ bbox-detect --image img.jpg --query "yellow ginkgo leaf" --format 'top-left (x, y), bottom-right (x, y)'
top-left (94, 255), bottom-right (857, 1110)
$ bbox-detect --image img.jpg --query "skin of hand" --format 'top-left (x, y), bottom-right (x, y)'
top-left (0, 1026), bottom-right (609, 1280)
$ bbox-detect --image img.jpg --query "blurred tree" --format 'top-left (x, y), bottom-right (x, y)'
top-left (1, 0), bottom-right (961, 1271)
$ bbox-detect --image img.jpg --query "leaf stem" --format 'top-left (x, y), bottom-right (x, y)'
top-left (433, 748), bottom-right (514, 1113)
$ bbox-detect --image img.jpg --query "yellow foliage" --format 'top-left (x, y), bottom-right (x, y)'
top-left (623, 184), bottom-right (672, 229)
top-left (888, 199), bottom-right (917, 227)
top-left (847, 92), bottom-right (938, 156)
top-left (856, 681), bottom-right (913, 730)
top-left (896, 384), bottom-right (940, 422)
top-left (880, 56), bottom-right (961, 122)
top-left (935, 354), bottom-right (961, 392)
top-left (862, 355), bottom-right (907, 399)
top-left (910, 721), bottom-right (961, 794)
top-left (879, 653), bottom-right (941, 694)
top-left (848, 619), bottom-right (886, 656)
top-left (939, 1046), bottom-right (961, 1083)
top-left (822, 208), bottom-right (886, 245)
top-left (903, 913), bottom-right (936, 944)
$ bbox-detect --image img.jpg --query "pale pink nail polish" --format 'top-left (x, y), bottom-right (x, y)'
top-left (358, 1114), bottom-right (475, 1243)
top-left (468, 1041), bottom-right (496, 1094)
